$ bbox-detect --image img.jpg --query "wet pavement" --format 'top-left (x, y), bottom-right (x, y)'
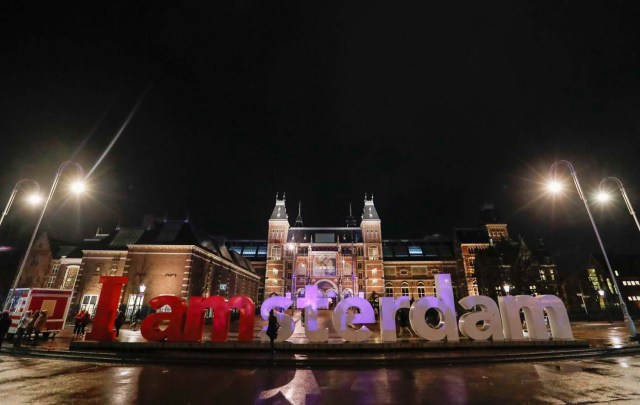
top-left (1, 352), bottom-right (639, 404)
top-left (1, 315), bottom-right (640, 403)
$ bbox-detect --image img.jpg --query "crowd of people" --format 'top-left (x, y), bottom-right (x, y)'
top-left (5, 309), bottom-right (50, 347)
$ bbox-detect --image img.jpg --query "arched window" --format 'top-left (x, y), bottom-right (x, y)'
top-left (417, 282), bottom-right (426, 298)
top-left (385, 283), bottom-right (393, 297)
top-left (401, 282), bottom-right (409, 296)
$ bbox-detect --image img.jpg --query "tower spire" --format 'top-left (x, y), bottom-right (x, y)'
top-left (346, 202), bottom-right (357, 227)
top-left (295, 201), bottom-right (304, 227)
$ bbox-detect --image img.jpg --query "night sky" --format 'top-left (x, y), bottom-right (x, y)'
top-left (1, 2), bottom-right (640, 274)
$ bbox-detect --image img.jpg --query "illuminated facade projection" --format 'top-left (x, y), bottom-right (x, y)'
top-left (226, 195), bottom-right (501, 310)
top-left (226, 196), bottom-right (560, 310)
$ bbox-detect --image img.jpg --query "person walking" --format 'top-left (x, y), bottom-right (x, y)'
top-left (73, 310), bottom-right (85, 336)
top-left (266, 309), bottom-right (279, 353)
top-left (114, 311), bottom-right (125, 337)
top-left (32, 310), bottom-right (48, 343)
top-left (80, 310), bottom-right (91, 335)
top-left (13, 311), bottom-right (31, 348)
top-left (0, 311), bottom-right (11, 349)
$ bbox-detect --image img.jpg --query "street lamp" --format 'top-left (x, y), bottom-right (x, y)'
top-left (3, 161), bottom-right (85, 310)
top-left (0, 179), bottom-right (42, 230)
top-left (547, 160), bottom-right (637, 339)
top-left (597, 177), bottom-right (640, 233)
top-left (503, 284), bottom-right (511, 295)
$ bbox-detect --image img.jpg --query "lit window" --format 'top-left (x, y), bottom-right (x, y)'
top-left (417, 284), bottom-right (426, 298)
top-left (242, 246), bottom-right (256, 256)
top-left (230, 246), bottom-right (242, 254)
top-left (615, 270), bottom-right (620, 276)
top-left (408, 246), bottom-right (423, 256)
top-left (257, 246), bottom-right (267, 256)
top-left (623, 281), bottom-right (628, 286)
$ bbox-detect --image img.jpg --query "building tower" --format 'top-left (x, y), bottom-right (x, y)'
top-left (360, 194), bottom-right (384, 299)
top-left (266, 193), bottom-right (290, 297)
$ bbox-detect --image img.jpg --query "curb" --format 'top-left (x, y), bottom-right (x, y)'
top-left (3, 344), bottom-right (640, 368)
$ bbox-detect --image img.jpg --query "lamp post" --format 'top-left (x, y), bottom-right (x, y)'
top-left (503, 284), bottom-right (511, 295)
top-left (3, 161), bottom-right (85, 310)
top-left (547, 160), bottom-right (637, 339)
top-left (597, 177), bottom-right (640, 233)
top-left (0, 179), bottom-right (42, 230)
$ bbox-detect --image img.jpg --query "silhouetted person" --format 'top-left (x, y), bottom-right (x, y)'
top-left (114, 311), bottom-right (125, 337)
top-left (0, 311), bottom-right (11, 348)
top-left (266, 309), bottom-right (279, 353)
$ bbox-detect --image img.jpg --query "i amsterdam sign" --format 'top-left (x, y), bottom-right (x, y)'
top-left (86, 275), bottom-right (574, 343)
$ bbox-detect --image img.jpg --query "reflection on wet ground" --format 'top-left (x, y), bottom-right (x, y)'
top-left (1, 354), bottom-right (640, 404)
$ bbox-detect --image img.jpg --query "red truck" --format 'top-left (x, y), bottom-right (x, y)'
top-left (7, 288), bottom-right (73, 338)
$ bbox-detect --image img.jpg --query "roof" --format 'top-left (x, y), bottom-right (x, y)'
top-left (287, 227), bottom-right (362, 244)
top-left (454, 228), bottom-right (490, 244)
top-left (590, 254), bottom-right (640, 277)
top-left (361, 198), bottom-right (380, 221)
top-left (80, 221), bottom-right (257, 274)
top-left (225, 240), bottom-right (268, 260)
top-left (270, 196), bottom-right (288, 221)
top-left (382, 239), bottom-right (454, 261)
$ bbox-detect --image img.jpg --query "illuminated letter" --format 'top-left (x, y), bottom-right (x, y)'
top-left (500, 295), bottom-right (573, 341)
top-left (259, 296), bottom-right (294, 342)
top-left (140, 295), bottom-right (188, 342)
top-left (183, 296), bottom-right (228, 342)
top-left (410, 296), bottom-right (459, 342)
top-left (435, 274), bottom-right (456, 317)
top-left (301, 284), bottom-right (328, 342)
top-left (538, 295), bottom-right (573, 340)
top-left (458, 295), bottom-right (505, 341)
top-left (85, 276), bottom-right (128, 342)
top-left (499, 295), bottom-right (547, 340)
top-left (331, 297), bottom-right (375, 342)
top-left (379, 296), bottom-right (410, 342)
top-left (228, 296), bottom-right (256, 342)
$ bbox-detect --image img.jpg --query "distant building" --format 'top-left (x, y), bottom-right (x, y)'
top-left (17, 220), bottom-right (261, 318)
top-left (15, 196), bottom-right (561, 317)
top-left (583, 254), bottom-right (640, 316)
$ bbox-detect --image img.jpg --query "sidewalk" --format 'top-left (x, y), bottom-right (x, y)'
top-left (1, 315), bottom-right (638, 367)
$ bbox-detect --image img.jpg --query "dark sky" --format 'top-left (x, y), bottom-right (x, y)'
top-left (1, 2), bottom-right (640, 274)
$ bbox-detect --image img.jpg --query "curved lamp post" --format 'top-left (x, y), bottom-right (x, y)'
top-left (0, 179), bottom-right (42, 230)
top-left (597, 177), bottom-right (640, 233)
top-left (4, 161), bottom-right (85, 310)
top-left (547, 160), bottom-right (637, 339)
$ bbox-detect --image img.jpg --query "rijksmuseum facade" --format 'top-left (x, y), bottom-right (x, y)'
top-left (15, 194), bottom-right (561, 318)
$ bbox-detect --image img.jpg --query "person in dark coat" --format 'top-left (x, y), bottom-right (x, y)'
top-left (398, 308), bottom-right (413, 338)
top-left (266, 309), bottom-right (279, 353)
top-left (114, 311), bottom-right (125, 337)
top-left (73, 310), bottom-right (85, 336)
top-left (0, 311), bottom-right (12, 348)
top-left (80, 311), bottom-right (91, 335)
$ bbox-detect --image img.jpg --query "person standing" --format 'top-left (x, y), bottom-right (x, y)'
top-left (266, 309), bottom-right (279, 353)
top-left (25, 310), bottom-right (39, 341)
top-left (114, 311), bottom-right (125, 337)
top-left (32, 310), bottom-right (48, 343)
top-left (0, 311), bottom-right (11, 349)
top-left (13, 311), bottom-right (31, 348)
top-left (73, 310), bottom-right (85, 336)
top-left (398, 308), bottom-right (413, 338)
top-left (80, 310), bottom-right (91, 335)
